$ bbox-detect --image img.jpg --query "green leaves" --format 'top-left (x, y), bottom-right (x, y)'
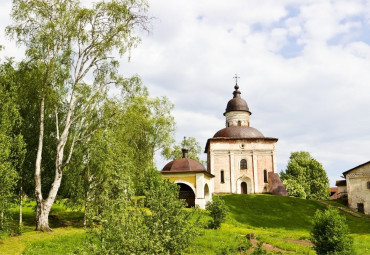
top-left (280, 151), bottom-right (329, 200)
top-left (0, 61), bottom-right (25, 231)
top-left (206, 196), bottom-right (228, 229)
top-left (311, 209), bottom-right (353, 254)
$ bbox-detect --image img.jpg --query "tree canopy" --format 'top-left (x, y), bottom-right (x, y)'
top-left (162, 136), bottom-right (203, 162)
top-left (6, 0), bottom-right (150, 231)
top-left (280, 151), bottom-right (329, 200)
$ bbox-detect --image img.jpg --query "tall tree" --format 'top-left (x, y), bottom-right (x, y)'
top-left (60, 91), bottom-right (175, 226)
top-left (280, 151), bottom-right (329, 200)
top-left (7, 0), bottom-right (149, 231)
top-left (162, 136), bottom-right (203, 162)
top-left (0, 60), bottom-right (25, 231)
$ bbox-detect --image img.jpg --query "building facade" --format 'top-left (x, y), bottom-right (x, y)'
top-left (204, 83), bottom-right (286, 195)
top-left (339, 161), bottom-right (370, 214)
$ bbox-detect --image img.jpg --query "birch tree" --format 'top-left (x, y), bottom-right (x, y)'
top-left (7, 0), bottom-right (149, 231)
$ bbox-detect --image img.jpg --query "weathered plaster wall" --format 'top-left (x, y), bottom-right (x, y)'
top-left (225, 111), bottom-right (250, 127)
top-left (346, 165), bottom-right (370, 215)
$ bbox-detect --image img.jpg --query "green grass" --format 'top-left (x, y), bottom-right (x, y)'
top-left (186, 194), bottom-right (370, 254)
top-left (1, 195), bottom-right (369, 254)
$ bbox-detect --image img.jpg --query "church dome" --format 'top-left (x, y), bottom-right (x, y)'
top-left (213, 126), bottom-right (264, 138)
top-left (161, 158), bottom-right (207, 173)
top-left (224, 84), bottom-right (251, 115)
top-left (225, 97), bottom-right (250, 114)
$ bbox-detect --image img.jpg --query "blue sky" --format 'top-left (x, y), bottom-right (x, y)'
top-left (1, 0), bottom-right (370, 186)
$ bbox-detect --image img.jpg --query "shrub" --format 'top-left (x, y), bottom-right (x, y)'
top-left (206, 196), bottom-right (227, 229)
top-left (310, 208), bottom-right (353, 254)
top-left (283, 179), bottom-right (306, 199)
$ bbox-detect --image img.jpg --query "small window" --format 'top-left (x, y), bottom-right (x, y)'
top-left (220, 170), bottom-right (225, 183)
top-left (367, 181), bottom-right (370, 189)
top-left (227, 122), bottom-right (230, 127)
top-left (264, 170), bottom-right (268, 183)
top-left (240, 159), bottom-right (247, 169)
top-left (237, 121), bottom-right (241, 126)
top-left (358, 203), bottom-right (364, 214)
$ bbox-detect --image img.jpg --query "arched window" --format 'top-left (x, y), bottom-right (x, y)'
top-left (237, 120), bottom-right (241, 126)
top-left (240, 159), bottom-right (247, 170)
top-left (264, 170), bottom-right (268, 183)
top-left (367, 181), bottom-right (370, 189)
top-left (220, 170), bottom-right (225, 183)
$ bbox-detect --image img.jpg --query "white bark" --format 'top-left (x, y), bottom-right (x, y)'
top-left (35, 95), bottom-right (49, 231)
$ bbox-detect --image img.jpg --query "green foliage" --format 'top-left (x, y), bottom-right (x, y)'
top-left (0, 61), bottom-right (25, 232)
top-left (280, 151), bottom-right (329, 200)
top-left (251, 241), bottom-right (267, 255)
top-left (310, 208), bottom-right (353, 254)
top-left (1, 195), bottom-right (370, 254)
top-left (206, 196), bottom-right (228, 229)
top-left (283, 179), bottom-right (306, 199)
top-left (7, 0), bottom-right (151, 230)
top-left (162, 136), bottom-right (203, 162)
top-left (85, 169), bottom-right (197, 254)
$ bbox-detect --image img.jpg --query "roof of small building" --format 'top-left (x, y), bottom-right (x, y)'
top-left (342, 160), bottom-right (370, 176)
top-left (160, 152), bottom-right (214, 177)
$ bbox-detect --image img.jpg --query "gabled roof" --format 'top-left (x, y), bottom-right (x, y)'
top-left (342, 160), bottom-right (370, 176)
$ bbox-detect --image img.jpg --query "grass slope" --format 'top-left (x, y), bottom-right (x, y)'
top-left (1, 195), bottom-right (369, 254)
top-left (187, 194), bottom-right (370, 254)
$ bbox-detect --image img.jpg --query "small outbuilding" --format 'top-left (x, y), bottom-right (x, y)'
top-left (336, 161), bottom-right (370, 214)
top-left (160, 149), bottom-right (214, 209)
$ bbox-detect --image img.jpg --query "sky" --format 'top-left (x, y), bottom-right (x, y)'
top-left (1, 0), bottom-right (370, 186)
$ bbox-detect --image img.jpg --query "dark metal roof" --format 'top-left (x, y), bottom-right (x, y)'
top-left (335, 180), bottom-right (347, 186)
top-left (224, 84), bottom-right (251, 115)
top-left (342, 160), bottom-right (370, 176)
top-left (213, 126), bottom-right (264, 138)
top-left (161, 158), bottom-right (213, 177)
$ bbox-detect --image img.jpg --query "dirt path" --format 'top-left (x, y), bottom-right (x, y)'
top-left (317, 200), bottom-right (370, 220)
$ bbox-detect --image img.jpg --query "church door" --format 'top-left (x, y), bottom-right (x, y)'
top-left (241, 182), bottom-right (248, 194)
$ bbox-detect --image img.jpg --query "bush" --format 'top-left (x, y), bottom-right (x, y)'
top-left (310, 208), bottom-right (353, 254)
top-left (206, 196), bottom-right (227, 229)
top-left (283, 179), bottom-right (306, 199)
top-left (85, 169), bottom-right (198, 254)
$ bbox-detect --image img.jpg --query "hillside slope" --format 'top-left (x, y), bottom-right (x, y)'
top-left (187, 194), bottom-right (370, 254)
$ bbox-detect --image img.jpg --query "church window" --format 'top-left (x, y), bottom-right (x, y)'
top-left (264, 170), bottom-right (268, 183)
top-left (240, 159), bottom-right (247, 169)
top-left (237, 120), bottom-right (241, 126)
top-left (220, 170), bottom-right (225, 183)
top-left (367, 181), bottom-right (370, 189)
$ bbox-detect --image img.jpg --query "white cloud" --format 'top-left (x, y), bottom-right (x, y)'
top-left (1, 0), bottom-right (370, 186)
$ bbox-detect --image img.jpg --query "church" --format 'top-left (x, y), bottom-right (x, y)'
top-left (161, 80), bottom-right (287, 208)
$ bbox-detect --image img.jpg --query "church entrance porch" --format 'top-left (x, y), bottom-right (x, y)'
top-left (241, 182), bottom-right (248, 194)
top-left (236, 176), bottom-right (252, 194)
top-left (177, 183), bottom-right (195, 207)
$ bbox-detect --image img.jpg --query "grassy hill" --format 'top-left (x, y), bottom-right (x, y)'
top-left (1, 194), bottom-right (369, 254)
top-left (188, 194), bottom-right (370, 254)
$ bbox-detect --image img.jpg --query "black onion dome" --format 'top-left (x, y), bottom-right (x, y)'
top-left (224, 84), bottom-right (251, 115)
top-left (213, 126), bottom-right (264, 138)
